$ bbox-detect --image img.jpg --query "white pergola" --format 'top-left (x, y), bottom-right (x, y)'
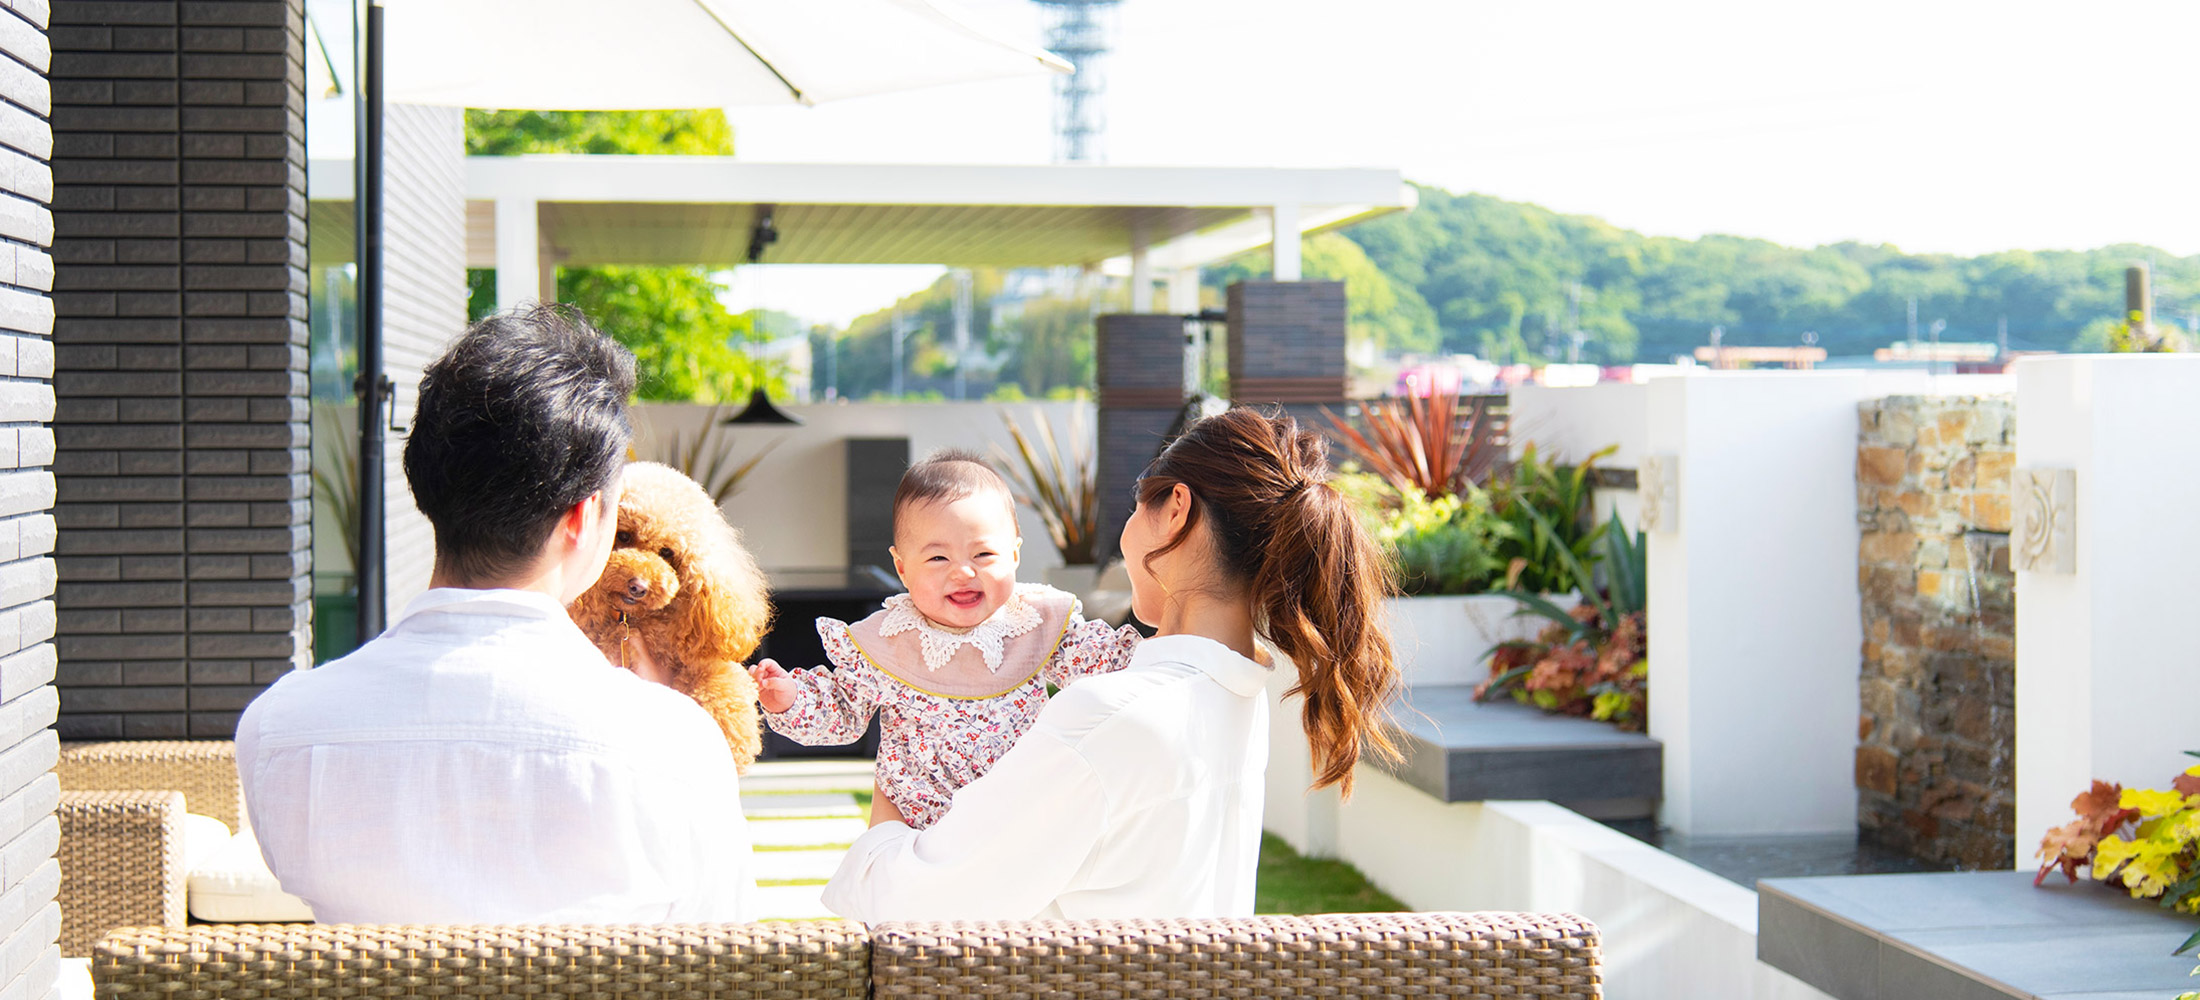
top-left (308, 156), bottom-right (1414, 313)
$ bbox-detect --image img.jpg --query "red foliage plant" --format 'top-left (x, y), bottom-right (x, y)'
top-left (2035, 780), bottom-right (2141, 886)
top-left (1323, 393), bottom-right (1505, 500)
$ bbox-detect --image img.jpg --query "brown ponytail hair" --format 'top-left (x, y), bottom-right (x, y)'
top-left (1136, 407), bottom-right (1400, 796)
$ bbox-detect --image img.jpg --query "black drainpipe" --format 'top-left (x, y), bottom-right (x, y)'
top-left (351, 1), bottom-right (388, 640)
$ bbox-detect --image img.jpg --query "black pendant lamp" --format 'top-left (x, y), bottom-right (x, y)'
top-left (723, 386), bottom-right (801, 425)
top-left (724, 205), bottom-right (801, 426)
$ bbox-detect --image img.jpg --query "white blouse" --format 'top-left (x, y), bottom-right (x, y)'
top-left (820, 634), bottom-right (1271, 922)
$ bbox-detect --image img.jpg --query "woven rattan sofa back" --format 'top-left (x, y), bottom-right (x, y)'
top-left (56, 740), bottom-right (241, 831)
top-left (93, 911), bottom-right (1601, 999)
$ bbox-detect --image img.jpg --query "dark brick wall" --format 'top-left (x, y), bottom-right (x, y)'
top-left (1855, 395), bottom-right (2015, 869)
top-left (1226, 281), bottom-right (1346, 431)
top-left (0, 0), bottom-right (64, 993)
top-left (1093, 313), bottom-right (1188, 564)
top-left (49, 0), bottom-right (307, 739)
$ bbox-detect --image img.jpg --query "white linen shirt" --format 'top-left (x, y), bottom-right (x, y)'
top-left (236, 588), bottom-right (755, 925)
top-left (820, 634), bottom-right (1270, 922)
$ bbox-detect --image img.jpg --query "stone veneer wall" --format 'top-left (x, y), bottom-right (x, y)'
top-left (48, 0), bottom-right (309, 736)
top-left (1854, 394), bottom-right (2015, 869)
top-left (0, 2), bottom-right (62, 995)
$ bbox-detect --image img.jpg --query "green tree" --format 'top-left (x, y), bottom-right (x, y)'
top-left (991, 293), bottom-right (1096, 394)
top-left (464, 110), bottom-right (734, 156)
top-left (1335, 182), bottom-right (2200, 362)
top-left (1207, 232), bottom-right (1441, 358)
top-left (557, 266), bottom-right (776, 402)
top-left (465, 110), bottom-right (769, 402)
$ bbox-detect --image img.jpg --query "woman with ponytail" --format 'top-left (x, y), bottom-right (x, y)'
top-left (822, 407), bottom-right (1400, 921)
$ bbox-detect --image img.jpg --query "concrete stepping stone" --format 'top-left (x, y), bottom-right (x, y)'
top-left (741, 760), bottom-right (875, 794)
top-left (749, 816), bottom-right (867, 849)
top-left (741, 793), bottom-right (861, 819)
top-left (753, 883), bottom-right (836, 921)
top-left (753, 849), bottom-right (845, 884)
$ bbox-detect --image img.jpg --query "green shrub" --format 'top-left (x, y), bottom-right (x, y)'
top-left (1376, 487), bottom-right (1511, 596)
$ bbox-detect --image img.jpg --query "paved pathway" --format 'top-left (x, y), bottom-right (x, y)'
top-left (739, 759), bottom-right (872, 921)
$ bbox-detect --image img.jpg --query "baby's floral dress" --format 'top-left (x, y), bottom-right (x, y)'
top-left (761, 583), bottom-right (1140, 828)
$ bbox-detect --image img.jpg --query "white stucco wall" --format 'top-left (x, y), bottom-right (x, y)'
top-left (632, 401), bottom-right (1093, 577)
top-left (1323, 770), bottom-right (1836, 1000)
top-left (1525, 373), bottom-right (2012, 837)
top-left (1267, 657), bottom-right (1833, 997)
top-left (2012, 355), bottom-right (2200, 856)
top-left (1509, 380), bottom-right (1653, 530)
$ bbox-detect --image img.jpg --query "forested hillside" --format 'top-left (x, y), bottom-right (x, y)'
top-left (1331, 184), bottom-right (2200, 363)
top-left (823, 186), bottom-right (2200, 399)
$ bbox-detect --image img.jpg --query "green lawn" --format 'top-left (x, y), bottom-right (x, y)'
top-left (1254, 833), bottom-right (1407, 914)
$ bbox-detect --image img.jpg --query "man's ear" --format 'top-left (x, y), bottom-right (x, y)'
top-left (562, 491), bottom-right (600, 543)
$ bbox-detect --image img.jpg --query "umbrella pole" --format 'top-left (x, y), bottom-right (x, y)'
top-left (352, 0), bottom-right (388, 640)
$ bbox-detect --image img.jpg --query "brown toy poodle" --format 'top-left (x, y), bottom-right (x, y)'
top-left (569, 461), bottom-right (772, 771)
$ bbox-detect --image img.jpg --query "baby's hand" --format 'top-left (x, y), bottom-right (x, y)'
top-left (749, 659), bottom-right (796, 714)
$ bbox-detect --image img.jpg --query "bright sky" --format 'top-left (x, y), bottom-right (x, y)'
top-left (314, 1), bottom-right (2200, 328)
top-left (718, 0), bottom-right (2200, 326)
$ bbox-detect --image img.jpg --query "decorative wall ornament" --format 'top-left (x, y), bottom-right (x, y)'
top-left (2013, 467), bottom-right (2075, 574)
top-left (1639, 454), bottom-right (1679, 533)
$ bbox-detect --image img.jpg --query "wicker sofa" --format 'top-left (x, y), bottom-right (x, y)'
top-left (53, 741), bottom-right (250, 956)
top-left (61, 741), bottom-right (1605, 996)
top-left (93, 912), bottom-right (1603, 998)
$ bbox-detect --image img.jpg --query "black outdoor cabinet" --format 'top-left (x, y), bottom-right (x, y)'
top-left (753, 566), bottom-right (902, 760)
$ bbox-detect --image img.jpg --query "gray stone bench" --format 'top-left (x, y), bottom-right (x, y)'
top-left (1760, 870), bottom-right (2200, 999)
top-left (1394, 684), bottom-right (1663, 820)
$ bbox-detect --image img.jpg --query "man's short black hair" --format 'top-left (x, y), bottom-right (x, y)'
top-left (403, 304), bottom-right (637, 584)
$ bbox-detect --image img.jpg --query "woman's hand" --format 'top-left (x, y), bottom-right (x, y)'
top-left (868, 782), bottom-right (907, 827)
top-left (749, 659), bottom-right (796, 714)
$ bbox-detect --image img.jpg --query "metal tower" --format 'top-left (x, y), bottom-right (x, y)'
top-left (1034, 0), bottom-right (1119, 163)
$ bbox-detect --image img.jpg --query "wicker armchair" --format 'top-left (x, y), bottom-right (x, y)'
top-left (91, 912), bottom-right (1602, 999)
top-left (54, 741), bottom-right (244, 957)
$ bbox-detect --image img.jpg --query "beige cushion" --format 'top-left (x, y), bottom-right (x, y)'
top-left (187, 830), bottom-right (314, 923)
top-left (181, 813), bottom-right (230, 875)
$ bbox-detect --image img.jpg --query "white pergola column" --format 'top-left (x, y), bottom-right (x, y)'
top-left (1167, 266), bottom-right (1200, 314)
top-left (539, 245), bottom-right (557, 304)
top-left (2013, 356), bottom-right (2200, 854)
top-left (495, 196), bottom-right (540, 311)
top-left (1270, 202), bottom-right (1302, 281)
top-left (1129, 245), bottom-right (1153, 312)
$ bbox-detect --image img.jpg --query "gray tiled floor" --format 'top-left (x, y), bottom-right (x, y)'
top-left (1598, 824), bottom-right (1951, 888)
top-left (1759, 871), bottom-right (2200, 1000)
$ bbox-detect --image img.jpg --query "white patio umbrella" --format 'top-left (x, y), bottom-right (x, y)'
top-left (341, 0), bottom-right (1068, 634)
top-left (377, 0), bottom-right (1071, 109)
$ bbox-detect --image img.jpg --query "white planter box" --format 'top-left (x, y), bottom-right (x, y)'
top-left (1041, 564), bottom-right (1100, 601)
top-left (1384, 592), bottom-right (1578, 688)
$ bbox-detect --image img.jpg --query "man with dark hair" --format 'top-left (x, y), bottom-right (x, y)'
top-left (237, 305), bottom-right (755, 924)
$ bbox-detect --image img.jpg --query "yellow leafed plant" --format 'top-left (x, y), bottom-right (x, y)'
top-left (2037, 754), bottom-right (2200, 960)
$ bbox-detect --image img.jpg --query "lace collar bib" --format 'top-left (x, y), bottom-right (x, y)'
top-left (877, 590), bottom-right (1043, 673)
